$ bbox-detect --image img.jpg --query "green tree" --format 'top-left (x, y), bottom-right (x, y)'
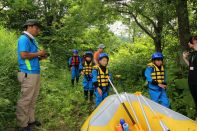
top-left (175, 0), bottom-right (191, 50)
top-left (0, 0), bottom-right (38, 29)
top-left (106, 0), bottom-right (175, 52)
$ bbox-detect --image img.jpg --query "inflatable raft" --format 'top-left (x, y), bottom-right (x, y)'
top-left (81, 92), bottom-right (197, 131)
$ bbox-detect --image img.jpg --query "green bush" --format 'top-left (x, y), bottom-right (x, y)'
top-left (34, 62), bottom-right (94, 130)
top-left (110, 37), bottom-right (154, 95)
top-left (0, 26), bottom-right (19, 129)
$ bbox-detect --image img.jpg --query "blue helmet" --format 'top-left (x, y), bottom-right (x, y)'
top-left (85, 51), bottom-right (93, 57)
top-left (152, 52), bottom-right (163, 60)
top-left (99, 53), bottom-right (109, 60)
top-left (72, 49), bottom-right (78, 54)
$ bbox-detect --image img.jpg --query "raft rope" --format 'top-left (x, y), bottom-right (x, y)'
top-left (124, 92), bottom-right (140, 124)
top-left (140, 95), bottom-right (170, 131)
top-left (108, 78), bottom-right (136, 125)
top-left (136, 94), bottom-right (152, 131)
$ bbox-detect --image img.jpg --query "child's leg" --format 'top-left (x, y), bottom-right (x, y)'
top-left (71, 67), bottom-right (76, 85)
top-left (83, 77), bottom-right (89, 100)
top-left (76, 67), bottom-right (80, 83)
top-left (88, 79), bottom-right (94, 102)
top-left (102, 88), bottom-right (108, 100)
top-left (84, 90), bottom-right (88, 100)
top-left (76, 78), bottom-right (79, 83)
top-left (159, 89), bottom-right (170, 108)
top-left (89, 90), bottom-right (94, 102)
top-left (94, 89), bottom-right (103, 107)
top-left (149, 88), bottom-right (161, 104)
top-left (71, 79), bottom-right (74, 85)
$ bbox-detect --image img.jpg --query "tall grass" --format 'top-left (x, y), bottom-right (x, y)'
top-left (0, 26), bottom-right (19, 129)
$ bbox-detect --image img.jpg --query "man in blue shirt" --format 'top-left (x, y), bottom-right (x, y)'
top-left (16, 19), bottom-right (46, 131)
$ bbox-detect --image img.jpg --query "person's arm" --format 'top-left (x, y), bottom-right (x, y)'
top-left (183, 51), bottom-right (189, 66)
top-left (144, 67), bottom-right (154, 83)
top-left (163, 68), bottom-right (167, 85)
top-left (68, 57), bottom-right (72, 67)
top-left (94, 52), bottom-right (99, 65)
top-left (92, 69), bottom-right (102, 95)
top-left (108, 71), bottom-right (113, 83)
top-left (160, 66), bottom-right (167, 88)
top-left (106, 71), bottom-right (113, 90)
top-left (79, 63), bottom-right (84, 74)
top-left (92, 69), bottom-right (98, 86)
top-left (79, 56), bottom-right (82, 64)
top-left (20, 51), bottom-right (45, 60)
top-left (94, 59), bottom-right (98, 65)
top-left (18, 37), bottom-right (45, 60)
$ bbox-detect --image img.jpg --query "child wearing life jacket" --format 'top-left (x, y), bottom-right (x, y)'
top-left (79, 51), bottom-right (95, 102)
top-left (144, 52), bottom-right (170, 108)
top-left (92, 53), bottom-right (112, 107)
top-left (69, 49), bottom-right (81, 86)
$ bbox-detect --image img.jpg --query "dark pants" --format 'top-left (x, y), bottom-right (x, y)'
top-left (84, 90), bottom-right (94, 101)
top-left (71, 66), bottom-right (79, 85)
top-left (189, 84), bottom-right (197, 110)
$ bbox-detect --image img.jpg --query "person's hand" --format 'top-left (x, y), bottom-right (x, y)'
top-left (37, 50), bottom-right (46, 57)
top-left (97, 88), bottom-right (102, 96)
top-left (183, 51), bottom-right (189, 59)
top-left (188, 42), bottom-right (194, 48)
top-left (38, 56), bottom-right (46, 60)
top-left (81, 71), bottom-right (84, 76)
top-left (158, 84), bottom-right (167, 89)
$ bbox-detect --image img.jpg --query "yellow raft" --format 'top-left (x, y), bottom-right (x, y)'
top-left (81, 92), bottom-right (197, 131)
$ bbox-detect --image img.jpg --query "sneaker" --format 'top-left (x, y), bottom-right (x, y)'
top-left (28, 120), bottom-right (41, 127)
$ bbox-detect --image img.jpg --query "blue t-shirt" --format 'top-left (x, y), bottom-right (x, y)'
top-left (17, 35), bottom-right (40, 74)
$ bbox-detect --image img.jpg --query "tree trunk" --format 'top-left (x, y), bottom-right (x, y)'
top-left (154, 13), bottom-right (163, 52)
top-left (154, 38), bottom-right (162, 52)
top-left (176, 0), bottom-right (191, 50)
